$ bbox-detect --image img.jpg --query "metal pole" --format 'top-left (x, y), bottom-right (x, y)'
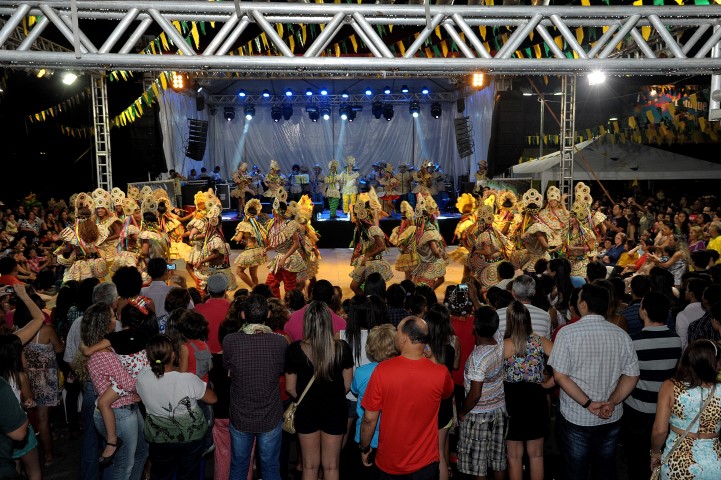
top-left (539, 94), bottom-right (544, 160)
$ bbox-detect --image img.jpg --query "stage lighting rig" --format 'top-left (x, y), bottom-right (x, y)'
top-left (421, 86), bottom-right (430, 95)
top-left (238, 89), bottom-right (247, 98)
top-left (282, 104), bottom-right (293, 121)
top-left (372, 101), bottom-right (383, 119)
top-left (383, 104), bottom-right (394, 121)
top-left (431, 103), bottom-right (442, 119)
top-left (339, 104), bottom-right (350, 121)
top-left (271, 105), bottom-right (282, 122)
top-left (409, 101), bottom-right (420, 118)
top-left (224, 106), bottom-right (235, 122)
top-left (320, 105), bottom-right (331, 121)
top-left (309, 110), bottom-right (319, 122)
top-left (170, 72), bottom-right (186, 91)
top-left (244, 104), bottom-right (255, 120)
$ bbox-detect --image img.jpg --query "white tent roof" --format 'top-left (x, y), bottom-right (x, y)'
top-left (512, 138), bottom-right (721, 181)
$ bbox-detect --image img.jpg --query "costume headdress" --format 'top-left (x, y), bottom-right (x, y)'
top-left (400, 201), bottom-right (415, 221)
top-left (384, 164), bottom-right (394, 174)
top-left (345, 156), bottom-right (356, 169)
top-left (140, 186), bottom-right (153, 199)
top-left (296, 195), bottom-right (314, 223)
top-left (497, 190), bottom-right (518, 209)
top-left (455, 193), bottom-right (477, 215)
top-left (194, 190), bottom-right (208, 208)
top-left (122, 198), bottom-right (139, 216)
top-left (521, 188), bottom-right (544, 211)
top-left (238, 162), bottom-right (248, 172)
top-left (111, 187), bottom-right (126, 207)
top-left (205, 189), bottom-right (222, 225)
top-left (141, 196), bottom-right (159, 216)
top-left (74, 193), bottom-right (94, 216)
top-left (269, 159), bottom-right (280, 172)
top-left (69, 193), bottom-right (79, 210)
top-left (352, 188), bottom-right (384, 223)
top-left (574, 181), bottom-right (591, 197)
top-left (244, 198), bottom-right (262, 218)
top-left (476, 204), bottom-right (495, 226)
top-left (272, 187), bottom-right (289, 212)
top-left (127, 186), bottom-right (140, 200)
top-left (328, 159), bottom-right (338, 171)
top-left (415, 193), bottom-right (439, 218)
top-left (91, 188), bottom-right (112, 210)
top-left (546, 186), bottom-right (561, 202)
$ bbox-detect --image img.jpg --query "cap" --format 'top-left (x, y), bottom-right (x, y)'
top-left (206, 273), bottom-right (229, 294)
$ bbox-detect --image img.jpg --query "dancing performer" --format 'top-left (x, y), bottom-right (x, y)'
top-left (349, 189), bottom-right (393, 295)
top-left (111, 188), bottom-right (126, 222)
top-left (55, 193), bottom-right (109, 282)
top-left (389, 200), bottom-right (418, 280)
top-left (339, 156), bottom-right (360, 215)
top-left (153, 189), bottom-right (189, 261)
top-left (473, 160), bottom-right (488, 193)
top-left (379, 164), bottom-right (401, 215)
top-left (295, 195), bottom-right (322, 295)
top-left (231, 163), bottom-right (254, 214)
top-left (264, 188), bottom-right (306, 298)
top-left (512, 189), bottom-right (553, 273)
top-left (494, 190), bottom-right (522, 240)
top-left (112, 196), bottom-right (143, 274)
top-left (538, 185), bottom-right (569, 256)
top-left (138, 195), bottom-right (170, 265)
top-left (231, 198), bottom-right (268, 289)
top-left (412, 161), bottom-right (435, 196)
top-left (324, 159), bottom-right (341, 219)
top-left (468, 205), bottom-right (513, 288)
top-left (564, 199), bottom-right (597, 277)
top-left (194, 191), bottom-right (237, 291)
top-left (288, 164), bottom-right (303, 201)
top-left (576, 182), bottom-right (607, 237)
top-left (263, 160), bottom-right (285, 200)
top-left (450, 193), bottom-right (478, 280)
top-left (310, 164), bottom-right (324, 205)
top-left (92, 188), bottom-right (122, 265)
top-left (411, 194), bottom-right (447, 290)
top-left (184, 190), bottom-right (209, 286)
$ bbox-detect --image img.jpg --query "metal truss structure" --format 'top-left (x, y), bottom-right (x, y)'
top-left (559, 76), bottom-right (576, 209)
top-left (91, 74), bottom-right (112, 191)
top-left (0, 2), bottom-right (720, 75)
top-left (205, 92), bottom-right (458, 106)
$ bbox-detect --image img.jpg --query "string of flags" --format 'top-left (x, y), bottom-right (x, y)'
top-left (26, 88), bottom-right (91, 124)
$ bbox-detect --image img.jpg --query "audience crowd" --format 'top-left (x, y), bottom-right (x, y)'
top-left (0, 187), bottom-right (720, 480)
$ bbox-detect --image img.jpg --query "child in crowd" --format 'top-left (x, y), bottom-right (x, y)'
top-left (457, 306), bottom-right (508, 480)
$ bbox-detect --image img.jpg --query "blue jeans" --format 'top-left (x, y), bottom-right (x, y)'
top-left (229, 421), bottom-right (282, 480)
top-left (557, 414), bottom-right (621, 480)
top-left (80, 381), bottom-right (100, 480)
top-left (148, 439), bottom-right (204, 480)
top-left (94, 404), bottom-right (149, 480)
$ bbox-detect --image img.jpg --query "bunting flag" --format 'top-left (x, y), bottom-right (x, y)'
top-left (26, 88), bottom-right (91, 123)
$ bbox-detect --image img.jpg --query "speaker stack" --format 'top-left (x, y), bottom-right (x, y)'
top-left (185, 119), bottom-right (209, 161)
top-left (454, 117), bottom-right (475, 159)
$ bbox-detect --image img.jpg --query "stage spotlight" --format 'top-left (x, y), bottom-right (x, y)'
top-left (383, 104), bottom-right (394, 121)
top-left (471, 72), bottom-right (485, 88)
top-left (431, 102), bottom-right (442, 119)
top-left (372, 101), bottom-right (383, 119)
top-left (384, 86), bottom-right (391, 95)
top-left (348, 110), bottom-right (357, 122)
top-left (320, 105), bottom-right (331, 120)
top-left (285, 89), bottom-right (293, 97)
top-left (421, 86), bottom-right (429, 95)
top-left (244, 104), bottom-right (255, 120)
top-left (224, 106), bottom-right (235, 122)
top-left (339, 104), bottom-right (350, 121)
top-left (61, 72), bottom-right (78, 85)
top-left (238, 89), bottom-right (247, 98)
top-left (320, 88), bottom-right (328, 96)
top-left (365, 88), bottom-right (372, 95)
top-left (209, 105), bottom-right (217, 116)
top-left (271, 105), bottom-right (282, 122)
top-left (262, 89), bottom-right (271, 98)
top-left (306, 88), bottom-right (313, 96)
top-left (309, 110), bottom-right (319, 122)
top-left (170, 72), bottom-right (185, 91)
top-left (341, 91), bottom-right (349, 99)
top-left (588, 70), bottom-right (606, 86)
top-left (36, 69), bottom-right (47, 78)
top-left (282, 104), bottom-right (293, 121)
top-left (401, 85), bottom-right (409, 94)
top-left (409, 101), bottom-right (420, 118)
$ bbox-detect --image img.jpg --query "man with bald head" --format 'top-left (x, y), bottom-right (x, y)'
top-left (359, 317), bottom-right (454, 479)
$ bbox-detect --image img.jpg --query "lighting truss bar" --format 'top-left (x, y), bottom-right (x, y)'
top-left (0, 18), bottom-right (72, 52)
top-left (0, 2), bottom-right (720, 75)
top-left (206, 92), bottom-right (457, 106)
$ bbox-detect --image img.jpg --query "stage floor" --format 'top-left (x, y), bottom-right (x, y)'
top-left (173, 246), bottom-right (463, 301)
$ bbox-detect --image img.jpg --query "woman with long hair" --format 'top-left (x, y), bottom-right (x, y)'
top-left (689, 225), bottom-right (706, 252)
top-left (547, 257), bottom-right (575, 322)
top-left (503, 301), bottom-right (554, 480)
top-left (593, 279), bottom-right (628, 331)
top-left (425, 303), bottom-right (460, 480)
top-left (284, 301), bottom-right (353, 480)
top-left (651, 340), bottom-right (721, 479)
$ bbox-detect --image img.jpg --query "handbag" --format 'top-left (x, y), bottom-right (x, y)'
top-left (650, 384), bottom-right (717, 480)
top-left (282, 373), bottom-right (316, 434)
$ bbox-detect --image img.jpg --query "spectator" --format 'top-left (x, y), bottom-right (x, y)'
top-left (408, 294), bottom-right (428, 318)
top-left (140, 258), bottom-right (173, 316)
top-left (683, 250), bottom-right (712, 283)
top-left (193, 273), bottom-right (231, 354)
top-left (707, 221), bottom-right (721, 260)
top-left (284, 280), bottom-right (346, 341)
top-left (622, 292), bottom-right (681, 480)
top-left (284, 289), bottom-right (306, 313)
top-left (688, 225), bottom-right (706, 252)
top-left (602, 232), bottom-right (627, 267)
top-left (0, 376), bottom-right (30, 480)
top-left (650, 340), bottom-right (721, 478)
top-left (594, 279), bottom-right (629, 332)
top-left (497, 275), bottom-right (551, 339)
top-left (137, 335), bottom-right (217, 480)
top-left (0, 256), bottom-right (22, 285)
top-left (547, 258), bottom-right (574, 323)
top-left (686, 284), bottom-right (721, 344)
top-left (676, 278), bottom-right (710, 349)
top-left (605, 204), bottom-right (628, 235)
top-left (457, 306), bottom-right (507, 480)
top-left (549, 283), bottom-right (640, 480)
top-left (364, 272), bottom-right (387, 298)
top-left (444, 283), bottom-right (477, 412)
top-left (368, 294), bottom-right (390, 327)
top-left (285, 301), bottom-right (353, 480)
top-left (586, 261), bottom-right (608, 282)
top-left (223, 294), bottom-right (288, 480)
top-left (385, 284), bottom-right (408, 327)
top-left (486, 287), bottom-right (513, 310)
top-left (503, 301), bottom-right (554, 480)
top-left (621, 275), bottom-right (653, 335)
top-left (176, 311), bottom-right (212, 382)
top-left (156, 287), bottom-right (192, 334)
top-left (360, 316), bottom-right (453, 478)
top-left (495, 261), bottom-right (516, 290)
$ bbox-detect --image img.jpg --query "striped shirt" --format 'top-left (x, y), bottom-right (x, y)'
top-left (497, 303), bottom-right (551, 339)
top-left (464, 331), bottom-right (505, 414)
top-left (624, 326), bottom-right (682, 414)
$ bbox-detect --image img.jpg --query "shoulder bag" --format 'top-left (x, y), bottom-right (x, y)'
top-left (650, 384), bottom-right (717, 480)
top-left (282, 373), bottom-right (316, 434)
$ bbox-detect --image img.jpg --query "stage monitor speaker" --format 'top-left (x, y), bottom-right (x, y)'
top-left (487, 90), bottom-right (525, 178)
top-left (185, 119), bottom-right (208, 161)
top-left (454, 117), bottom-right (475, 158)
top-left (215, 183), bottom-right (232, 210)
top-left (181, 180), bottom-right (210, 206)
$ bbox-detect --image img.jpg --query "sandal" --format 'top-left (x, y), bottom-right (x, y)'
top-left (98, 437), bottom-right (123, 467)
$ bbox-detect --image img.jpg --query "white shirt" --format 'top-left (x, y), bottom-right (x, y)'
top-left (136, 367), bottom-right (206, 416)
top-left (141, 281), bottom-right (174, 317)
top-left (676, 302), bottom-right (706, 350)
top-left (497, 303), bottom-right (551, 339)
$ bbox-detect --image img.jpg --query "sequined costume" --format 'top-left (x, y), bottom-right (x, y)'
top-left (295, 196), bottom-right (321, 285)
top-left (538, 186), bottom-right (569, 252)
top-left (194, 191), bottom-right (237, 291)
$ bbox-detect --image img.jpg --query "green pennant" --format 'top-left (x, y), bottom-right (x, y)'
top-left (432, 45), bottom-right (442, 57)
top-left (450, 41), bottom-right (458, 52)
top-left (389, 44), bottom-right (396, 54)
top-left (694, 0), bottom-right (710, 4)
top-left (341, 41), bottom-right (348, 54)
top-left (543, 43), bottom-right (550, 57)
top-left (565, 51), bottom-right (573, 59)
top-left (254, 37), bottom-right (261, 53)
top-left (525, 47), bottom-right (532, 58)
top-left (309, 24), bottom-right (317, 37)
top-left (200, 21), bottom-right (206, 36)
top-left (589, 27), bottom-right (598, 42)
top-left (181, 21), bottom-right (189, 34)
top-left (296, 30), bottom-right (303, 47)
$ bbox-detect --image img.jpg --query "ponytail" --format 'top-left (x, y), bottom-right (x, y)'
top-left (146, 334), bottom-right (175, 379)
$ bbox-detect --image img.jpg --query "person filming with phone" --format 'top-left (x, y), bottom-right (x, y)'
top-left (140, 258), bottom-right (174, 317)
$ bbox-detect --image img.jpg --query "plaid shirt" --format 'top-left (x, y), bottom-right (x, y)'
top-left (549, 315), bottom-right (639, 427)
top-left (687, 312), bottom-right (720, 344)
top-left (88, 350), bottom-right (139, 408)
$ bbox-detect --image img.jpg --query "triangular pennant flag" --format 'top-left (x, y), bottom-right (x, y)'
top-left (191, 22), bottom-right (200, 50)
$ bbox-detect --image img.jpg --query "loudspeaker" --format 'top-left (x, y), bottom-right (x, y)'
top-left (182, 180), bottom-right (211, 206)
top-left (456, 97), bottom-right (466, 113)
top-left (454, 117), bottom-right (475, 158)
top-left (196, 96), bottom-right (205, 112)
top-left (487, 90), bottom-right (525, 178)
top-left (215, 183), bottom-right (231, 210)
top-left (126, 106), bottom-right (166, 176)
top-left (185, 119), bottom-right (208, 161)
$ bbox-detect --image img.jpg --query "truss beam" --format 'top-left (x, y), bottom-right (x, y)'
top-left (559, 75), bottom-right (576, 210)
top-left (91, 74), bottom-right (113, 191)
top-left (0, 3), bottom-right (720, 75)
top-left (205, 92), bottom-right (458, 106)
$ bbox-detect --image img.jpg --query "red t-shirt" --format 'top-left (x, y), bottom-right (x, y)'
top-left (362, 355), bottom-right (454, 475)
top-left (193, 298), bottom-right (231, 354)
top-left (450, 315), bottom-right (476, 386)
top-left (284, 304), bottom-right (347, 342)
top-left (0, 275), bottom-right (22, 285)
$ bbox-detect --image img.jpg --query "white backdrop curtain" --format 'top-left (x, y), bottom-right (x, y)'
top-left (158, 86), bottom-right (495, 188)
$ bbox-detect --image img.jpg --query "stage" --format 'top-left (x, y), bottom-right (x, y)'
top-left (220, 209), bottom-right (462, 249)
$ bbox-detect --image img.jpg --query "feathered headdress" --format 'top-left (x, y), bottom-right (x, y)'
top-left (296, 195), bottom-right (314, 222)
top-left (328, 159), bottom-right (338, 171)
top-left (497, 190), bottom-right (518, 209)
top-left (194, 190), bottom-right (208, 208)
top-left (270, 159), bottom-right (280, 172)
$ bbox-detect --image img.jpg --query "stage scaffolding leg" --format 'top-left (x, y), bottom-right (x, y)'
top-left (91, 74), bottom-right (113, 190)
top-left (559, 75), bottom-right (576, 210)
top-left (710, 26), bottom-right (721, 122)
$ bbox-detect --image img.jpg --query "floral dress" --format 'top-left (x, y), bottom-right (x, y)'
top-left (565, 229), bottom-right (596, 277)
top-left (233, 217), bottom-right (267, 268)
top-left (267, 219), bottom-right (306, 274)
top-left (349, 225), bottom-right (393, 283)
top-left (411, 224), bottom-right (447, 286)
top-left (661, 383), bottom-right (721, 480)
top-left (389, 221), bottom-right (418, 273)
top-left (24, 331), bottom-right (60, 407)
top-left (538, 207), bottom-right (569, 251)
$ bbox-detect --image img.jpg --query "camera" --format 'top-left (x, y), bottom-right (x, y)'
top-left (166, 263), bottom-right (177, 270)
top-left (2, 286), bottom-right (15, 295)
top-left (457, 284), bottom-right (468, 292)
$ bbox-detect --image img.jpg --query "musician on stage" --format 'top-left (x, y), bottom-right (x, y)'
top-left (310, 164), bottom-right (325, 206)
top-left (473, 160), bottom-right (488, 193)
top-left (232, 198), bottom-right (268, 289)
top-left (349, 189), bottom-right (393, 295)
top-left (412, 161), bottom-right (435, 196)
top-left (324, 160), bottom-right (341, 219)
top-left (250, 165), bottom-right (264, 197)
top-left (339, 156), bottom-right (360, 215)
top-left (379, 164), bottom-right (400, 216)
top-left (394, 163), bottom-right (413, 208)
top-left (288, 164), bottom-right (303, 201)
top-left (231, 162), bottom-right (254, 214)
top-left (263, 160), bottom-right (285, 200)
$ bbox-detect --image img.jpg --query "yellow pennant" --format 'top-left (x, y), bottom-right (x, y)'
top-left (515, 50), bottom-right (523, 58)
top-left (277, 24), bottom-right (283, 38)
top-left (534, 44), bottom-right (541, 58)
top-left (191, 22), bottom-right (200, 50)
top-left (641, 26), bottom-right (651, 42)
top-left (160, 33), bottom-right (169, 51)
top-left (389, 25), bottom-right (393, 33)
top-left (149, 42), bottom-right (156, 55)
top-left (289, 35), bottom-right (295, 53)
top-left (120, 71), bottom-right (128, 81)
top-left (302, 24), bottom-right (307, 45)
top-left (543, 76), bottom-right (549, 85)
top-left (335, 43), bottom-right (340, 57)
top-left (555, 36), bottom-right (563, 51)
top-left (628, 116), bottom-right (637, 129)
top-left (645, 110), bottom-right (654, 123)
top-left (425, 47), bottom-right (433, 58)
top-left (152, 82), bottom-right (160, 98)
top-left (350, 35), bottom-right (358, 53)
top-left (667, 103), bottom-right (675, 117)
top-left (261, 33), bottom-right (269, 50)
top-left (613, 121), bottom-right (620, 133)
top-left (172, 21), bottom-right (182, 33)
top-left (160, 72), bottom-right (168, 90)
top-left (479, 26), bottom-right (486, 40)
top-left (699, 117), bottom-right (707, 132)
top-left (441, 40), bottom-right (448, 57)
top-left (576, 28), bottom-right (584, 45)
top-left (529, 31), bottom-right (534, 41)
top-left (435, 26), bottom-right (442, 40)
top-left (582, 0), bottom-right (590, 5)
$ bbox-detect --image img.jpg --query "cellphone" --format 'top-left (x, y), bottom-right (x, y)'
top-left (2, 286), bottom-right (15, 295)
top-left (166, 263), bottom-right (177, 270)
top-left (457, 284), bottom-right (468, 292)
